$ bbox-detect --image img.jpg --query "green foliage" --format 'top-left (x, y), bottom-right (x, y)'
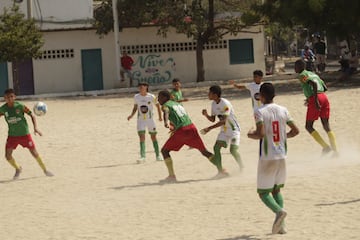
top-left (252, 0), bottom-right (360, 39)
top-left (0, 5), bottom-right (43, 62)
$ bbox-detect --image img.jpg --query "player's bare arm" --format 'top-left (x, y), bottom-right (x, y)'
top-left (30, 113), bottom-right (42, 136)
top-left (156, 103), bottom-right (163, 122)
top-left (201, 115), bottom-right (226, 134)
top-left (202, 109), bottom-right (215, 122)
top-left (308, 80), bottom-right (321, 109)
top-left (247, 123), bottom-right (265, 140)
top-left (229, 80), bottom-right (245, 89)
top-left (287, 122), bottom-right (300, 138)
top-left (127, 104), bottom-right (138, 120)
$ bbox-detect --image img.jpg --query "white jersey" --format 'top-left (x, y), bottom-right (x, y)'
top-left (254, 103), bottom-right (293, 161)
top-left (211, 98), bottom-right (240, 134)
top-left (245, 82), bottom-right (262, 112)
top-left (134, 93), bottom-right (157, 120)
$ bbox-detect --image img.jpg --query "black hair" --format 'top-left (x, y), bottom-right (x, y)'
top-left (158, 90), bottom-right (171, 101)
top-left (172, 78), bottom-right (180, 83)
top-left (253, 70), bottom-right (263, 77)
top-left (260, 82), bottom-right (275, 102)
top-left (209, 85), bottom-right (222, 97)
top-left (4, 88), bottom-right (15, 95)
top-left (295, 59), bottom-right (305, 70)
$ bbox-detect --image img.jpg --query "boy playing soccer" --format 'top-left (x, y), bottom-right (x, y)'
top-left (201, 85), bottom-right (244, 178)
top-left (127, 82), bottom-right (163, 163)
top-left (294, 59), bottom-right (338, 156)
top-left (229, 70), bottom-right (264, 114)
top-left (248, 83), bottom-right (299, 234)
top-left (170, 78), bottom-right (189, 104)
top-left (157, 90), bottom-right (220, 183)
top-left (0, 89), bottom-right (53, 179)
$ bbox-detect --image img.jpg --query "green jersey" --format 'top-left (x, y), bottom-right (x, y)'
top-left (0, 102), bottom-right (31, 136)
top-left (298, 70), bottom-right (327, 98)
top-left (170, 89), bottom-right (184, 102)
top-left (163, 100), bottom-right (192, 130)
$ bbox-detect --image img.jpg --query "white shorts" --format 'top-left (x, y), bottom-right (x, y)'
top-left (257, 159), bottom-right (286, 191)
top-left (137, 119), bottom-right (157, 134)
top-left (216, 131), bottom-right (240, 147)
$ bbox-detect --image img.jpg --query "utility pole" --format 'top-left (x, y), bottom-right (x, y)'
top-left (112, 0), bottom-right (121, 83)
top-left (26, 0), bottom-right (32, 19)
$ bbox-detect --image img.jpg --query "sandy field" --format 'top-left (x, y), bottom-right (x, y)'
top-left (0, 80), bottom-right (359, 240)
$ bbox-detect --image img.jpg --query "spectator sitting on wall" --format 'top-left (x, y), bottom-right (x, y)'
top-left (340, 50), bottom-right (359, 81)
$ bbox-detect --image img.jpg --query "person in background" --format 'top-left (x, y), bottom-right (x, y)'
top-left (120, 51), bottom-right (134, 86)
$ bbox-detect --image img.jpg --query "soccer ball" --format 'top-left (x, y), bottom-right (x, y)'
top-left (33, 101), bottom-right (47, 116)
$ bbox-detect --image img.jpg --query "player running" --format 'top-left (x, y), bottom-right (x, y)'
top-left (294, 59), bottom-right (338, 156)
top-left (157, 90), bottom-right (221, 183)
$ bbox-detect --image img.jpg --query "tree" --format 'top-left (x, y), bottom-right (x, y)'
top-left (251, 0), bottom-right (360, 40)
top-left (0, 5), bottom-right (43, 94)
top-left (94, 0), bottom-right (261, 82)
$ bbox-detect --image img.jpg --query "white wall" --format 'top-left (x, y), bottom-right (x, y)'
top-left (34, 30), bottom-right (116, 94)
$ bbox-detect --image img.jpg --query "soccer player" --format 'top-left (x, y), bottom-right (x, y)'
top-left (201, 85), bottom-right (243, 178)
top-left (157, 90), bottom-right (220, 183)
top-left (170, 78), bottom-right (189, 104)
top-left (127, 82), bottom-right (163, 163)
top-left (294, 59), bottom-right (338, 156)
top-left (247, 83), bottom-right (299, 234)
top-left (0, 88), bottom-right (54, 180)
top-left (229, 70), bottom-right (264, 114)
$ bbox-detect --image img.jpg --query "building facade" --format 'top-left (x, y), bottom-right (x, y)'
top-left (0, 0), bottom-right (265, 95)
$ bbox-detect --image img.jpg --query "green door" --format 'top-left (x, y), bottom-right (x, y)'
top-left (0, 62), bottom-right (9, 94)
top-left (81, 49), bottom-right (103, 91)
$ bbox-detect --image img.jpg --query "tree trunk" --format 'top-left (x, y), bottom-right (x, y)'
top-left (196, 40), bottom-right (205, 82)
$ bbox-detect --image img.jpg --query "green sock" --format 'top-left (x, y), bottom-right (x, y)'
top-left (230, 144), bottom-right (244, 169)
top-left (152, 140), bottom-right (160, 156)
top-left (140, 142), bottom-right (145, 158)
top-left (272, 191), bottom-right (284, 208)
top-left (213, 144), bottom-right (223, 171)
top-left (259, 192), bottom-right (282, 213)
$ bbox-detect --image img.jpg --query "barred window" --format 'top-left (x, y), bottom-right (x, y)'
top-left (121, 40), bottom-right (227, 55)
top-left (38, 49), bottom-right (74, 60)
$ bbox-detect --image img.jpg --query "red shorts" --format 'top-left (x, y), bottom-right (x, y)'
top-left (6, 134), bottom-right (36, 150)
top-left (306, 93), bottom-right (330, 121)
top-left (162, 124), bottom-right (206, 151)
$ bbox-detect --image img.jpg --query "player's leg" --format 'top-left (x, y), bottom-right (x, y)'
top-left (319, 95), bottom-right (338, 154)
top-left (306, 100), bottom-right (330, 152)
top-left (5, 147), bottom-right (22, 180)
top-left (148, 120), bottom-right (162, 161)
top-left (321, 118), bottom-right (338, 154)
top-left (5, 137), bottom-right (22, 179)
top-left (29, 147), bottom-right (53, 177)
top-left (229, 133), bottom-right (243, 170)
top-left (138, 131), bottom-right (146, 162)
top-left (257, 160), bottom-right (286, 234)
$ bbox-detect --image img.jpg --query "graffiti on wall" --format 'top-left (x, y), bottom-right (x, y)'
top-left (131, 54), bottom-right (176, 85)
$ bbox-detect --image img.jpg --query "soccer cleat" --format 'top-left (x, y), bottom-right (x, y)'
top-left (212, 169), bottom-right (230, 180)
top-left (156, 155), bottom-right (164, 161)
top-left (136, 157), bottom-right (146, 164)
top-left (13, 167), bottom-right (22, 180)
top-left (44, 170), bottom-right (54, 177)
top-left (159, 175), bottom-right (177, 184)
top-left (272, 210), bottom-right (287, 234)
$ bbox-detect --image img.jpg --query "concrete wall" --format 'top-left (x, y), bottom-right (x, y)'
top-left (34, 30), bottom-right (116, 94)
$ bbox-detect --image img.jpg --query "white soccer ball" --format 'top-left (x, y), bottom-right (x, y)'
top-left (33, 101), bottom-right (47, 116)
